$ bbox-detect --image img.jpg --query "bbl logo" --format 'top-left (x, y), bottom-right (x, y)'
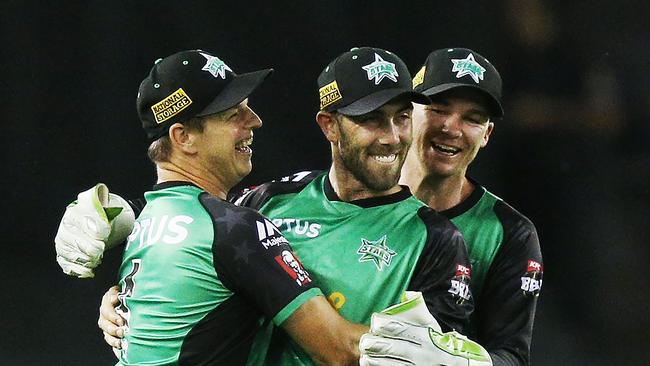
top-left (448, 263), bottom-right (472, 303)
top-left (521, 259), bottom-right (543, 297)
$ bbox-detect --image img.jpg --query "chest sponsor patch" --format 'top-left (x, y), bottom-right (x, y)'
top-left (275, 250), bottom-right (312, 286)
top-left (357, 235), bottom-right (396, 271)
top-left (521, 259), bottom-right (543, 296)
top-left (448, 263), bottom-right (472, 303)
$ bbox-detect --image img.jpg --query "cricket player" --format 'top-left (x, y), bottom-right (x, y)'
top-left (401, 48), bottom-right (544, 365)
top-left (56, 47), bottom-right (492, 366)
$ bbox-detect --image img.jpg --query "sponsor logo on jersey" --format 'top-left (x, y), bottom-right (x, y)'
top-left (151, 88), bottom-right (193, 124)
top-left (362, 53), bottom-right (399, 85)
top-left (448, 262), bottom-right (472, 303)
top-left (412, 65), bottom-right (426, 88)
top-left (319, 80), bottom-right (342, 109)
top-left (200, 52), bottom-right (232, 79)
top-left (126, 215), bottom-right (194, 249)
top-left (272, 218), bottom-right (321, 238)
top-left (274, 250), bottom-right (312, 286)
top-left (256, 219), bottom-right (289, 249)
top-left (521, 259), bottom-right (543, 296)
top-left (451, 53), bottom-right (486, 83)
top-left (357, 235), bottom-right (396, 271)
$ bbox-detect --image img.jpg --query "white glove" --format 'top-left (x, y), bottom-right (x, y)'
top-left (54, 183), bottom-right (135, 278)
top-left (359, 292), bottom-right (492, 366)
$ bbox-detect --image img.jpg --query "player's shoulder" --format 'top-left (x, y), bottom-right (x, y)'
top-left (416, 205), bottom-right (465, 244)
top-left (198, 191), bottom-right (268, 228)
top-left (485, 189), bottom-right (537, 234)
top-left (230, 170), bottom-right (324, 209)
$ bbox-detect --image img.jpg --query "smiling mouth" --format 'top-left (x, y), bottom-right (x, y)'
top-left (371, 154), bottom-right (398, 164)
top-left (432, 143), bottom-right (461, 156)
top-left (235, 137), bottom-right (253, 154)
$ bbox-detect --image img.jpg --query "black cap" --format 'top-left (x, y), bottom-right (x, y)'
top-left (318, 47), bottom-right (429, 116)
top-left (137, 49), bottom-right (273, 141)
top-left (413, 48), bottom-right (503, 117)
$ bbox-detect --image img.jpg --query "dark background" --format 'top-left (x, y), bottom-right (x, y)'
top-left (2, 1), bottom-right (649, 365)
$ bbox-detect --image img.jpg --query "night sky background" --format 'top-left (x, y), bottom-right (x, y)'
top-left (2, 1), bottom-right (649, 365)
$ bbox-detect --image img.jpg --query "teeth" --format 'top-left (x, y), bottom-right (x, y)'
top-left (433, 143), bottom-right (460, 155)
top-left (372, 154), bottom-right (397, 163)
top-left (235, 137), bottom-right (253, 153)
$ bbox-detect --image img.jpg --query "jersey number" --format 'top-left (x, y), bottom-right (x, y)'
top-left (116, 259), bottom-right (142, 327)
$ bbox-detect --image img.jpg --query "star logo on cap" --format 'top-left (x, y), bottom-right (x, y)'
top-left (362, 53), bottom-right (399, 85)
top-left (200, 52), bottom-right (232, 79)
top-left (451, 53), bottom-right (486, 83)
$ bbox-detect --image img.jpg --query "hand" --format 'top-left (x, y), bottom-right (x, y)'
top-left (359, 314), bottom-right (492, 366)
top-left (359, 291), bottom-right (491, 366)
top-left (98, 286), bottom-right (126, 351)
top-left (54, 183), bottom-right (135, 278)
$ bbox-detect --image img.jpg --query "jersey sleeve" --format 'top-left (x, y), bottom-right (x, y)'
top-left (199, 193), bottom-right (322, 325)
top-left (407, 207), bottom-right (475, 333)
top-left (475, 201), bottom-right (544, 366)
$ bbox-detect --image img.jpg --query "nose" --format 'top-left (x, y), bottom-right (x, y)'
top-left (440, 113), bottom-right (462, 138)
top-left (245, 107), bottom-right (263, 129)
top-left (378, 120), bottom-right (401, 146)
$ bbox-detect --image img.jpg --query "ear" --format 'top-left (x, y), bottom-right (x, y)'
top-left (168, 123), bottom-right (198, 154)
top-left (315, 111), bottom-right (339, 143)
top-left (480, 121), bottom-right (494, 148)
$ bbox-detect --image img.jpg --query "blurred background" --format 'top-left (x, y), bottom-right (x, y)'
top-left (2, 1), bottom-right (648, 365)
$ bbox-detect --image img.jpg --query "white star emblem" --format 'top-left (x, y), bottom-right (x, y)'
top-left (362, 53), bottom-right (399, 85)
top-left (200, 52), bottom-right (232, 79)
top-left (451, 53), bottom-right (486, 83)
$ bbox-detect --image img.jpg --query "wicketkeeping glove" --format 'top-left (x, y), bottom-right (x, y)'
top-left (359, 292), bottom-right (492, 366)
top-left (54, 183), bottom-right (135, 278)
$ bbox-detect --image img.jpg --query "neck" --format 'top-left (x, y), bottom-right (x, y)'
top-left (156, 158), bottom-right (229, 199)
top-left (328, 160), bottom-right (402, 202)
top-left (400, 158), bottom-right (473, 212)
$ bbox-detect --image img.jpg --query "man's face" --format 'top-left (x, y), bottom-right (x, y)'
top-left (335, 99), bottom-right (413, 191)
top-left (411, 88), bottom-right (494, 179)
top-left (194, 99), bottom-right (262, 188)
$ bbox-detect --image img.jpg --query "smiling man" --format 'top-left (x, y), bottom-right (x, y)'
top-left (401, 48), bottom-right (544, 366)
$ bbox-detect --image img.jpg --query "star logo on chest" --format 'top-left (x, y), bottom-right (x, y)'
top-left (451, 53), bottom-right (486, 83)
top-left (200, 52), bottom-right (232, 79)
top-left (362, 54), bottom-right (399, 85)
top-left (357, 235), bottom-right (396, 271)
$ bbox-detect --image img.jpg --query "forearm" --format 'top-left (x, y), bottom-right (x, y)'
top-left (282, 296), bottom-right (366, 366)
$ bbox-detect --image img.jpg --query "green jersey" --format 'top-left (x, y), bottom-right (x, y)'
top-left (440, 178), bottom-right (543, 366)
top-left (117, 182), bottom-right (321, 366)
top-left (234, 171), bottom-right (473, 366)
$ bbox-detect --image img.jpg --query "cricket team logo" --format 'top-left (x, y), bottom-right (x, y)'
top-left (357, 235), bottom-right (396, 271)
top-left (521, 259), bottom-right (543, 297)
top-left (200, 52), bottom-right (232, 79)
top-left (362, 53), bottom-right (399, 85)
top-left (451, 53), bottom-right (486, 83)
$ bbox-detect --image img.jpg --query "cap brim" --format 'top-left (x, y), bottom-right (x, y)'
top-left (197, 68), bottom-right (273, 116)
top-left (421, 83), bottom-right (504, 118)
top-left (336, 89), bottom-right (430, 116)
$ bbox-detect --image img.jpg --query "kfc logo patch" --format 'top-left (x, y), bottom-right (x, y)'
top-left (521, 259), bottom-right (543, 296)
top-left (275, 250), bottom-right (312, 286)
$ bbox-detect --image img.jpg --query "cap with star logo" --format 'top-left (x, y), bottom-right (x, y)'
top-left (317, 47), bottom-right (429, 116)
top-left (137, 49), bottom-right (273, 141)
top-left (412, 48), bottom-right (503, 117)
